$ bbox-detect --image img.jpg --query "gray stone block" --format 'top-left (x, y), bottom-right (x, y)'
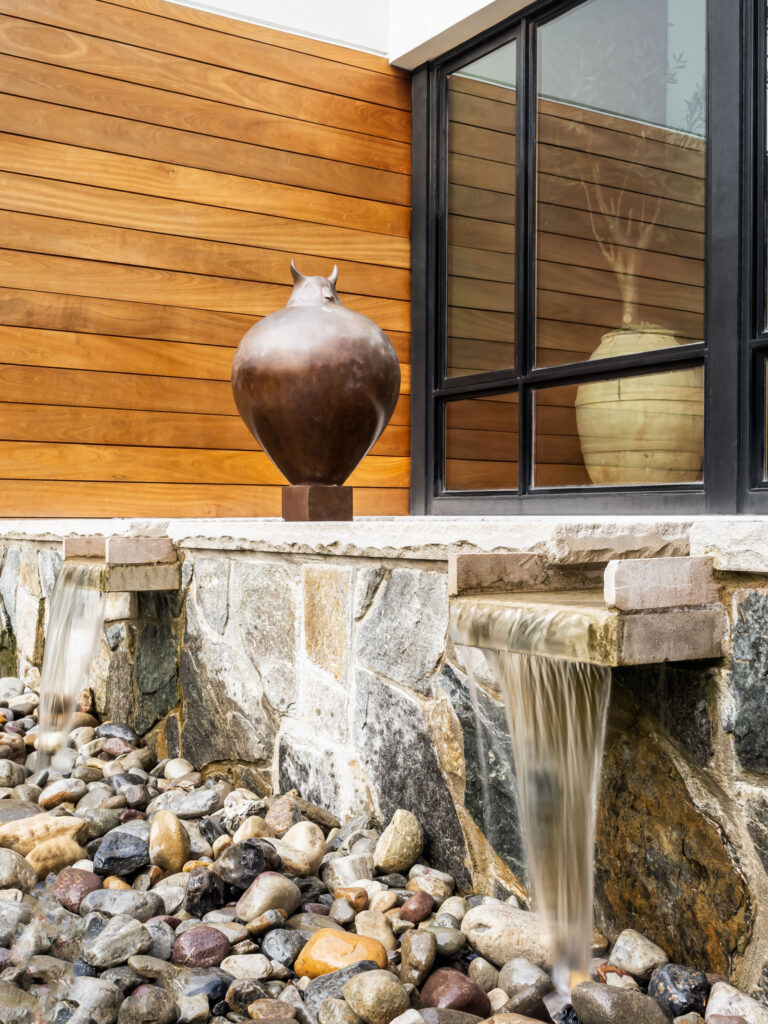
top-left (194, 557), bottom-right (230, 635)
top-left (355, 569), bottom-right (447, 696)
top-left (728, 591), bottom-right (768, 773)
top-left (352, 668), bottom-right (470, 888)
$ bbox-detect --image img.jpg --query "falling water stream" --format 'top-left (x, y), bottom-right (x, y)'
top-left (36, 561), bottom-right (106, 766)
top-left (465, 645), bottom-right (611, 992)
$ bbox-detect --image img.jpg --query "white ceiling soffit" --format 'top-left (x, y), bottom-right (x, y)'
top-left (388, 0), bottom-right (532, 70)
top-left (160, 0), bottom-right (389, 54)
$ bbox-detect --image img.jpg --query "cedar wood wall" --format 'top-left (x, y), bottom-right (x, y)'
top-left (0, 0), bottom-right (411, 517)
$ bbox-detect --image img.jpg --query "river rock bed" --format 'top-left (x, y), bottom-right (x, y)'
top-left (0, 675), bottom-right (762, 1024)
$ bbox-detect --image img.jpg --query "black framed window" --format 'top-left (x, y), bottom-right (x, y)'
top-left (411, 0), bottom-right (749, 514)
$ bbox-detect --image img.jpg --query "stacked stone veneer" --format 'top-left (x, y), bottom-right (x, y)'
top-left (3, 518), bottom-right (768, 997)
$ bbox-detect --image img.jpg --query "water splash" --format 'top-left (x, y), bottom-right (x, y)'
top-left (36, 562), bottom-right (106, 765)
top-left (467, 648), bottom-right (610, 989)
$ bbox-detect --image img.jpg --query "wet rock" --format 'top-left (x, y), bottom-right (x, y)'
top-left (343, 968), bottom-right (411, 1024)
top-left (117, 986), bottom-right (178, 1024)
top-left (497, 958), bottom-right (553, 1000)
top-left (173, 925), bottom-right (231, 968)
top-left (609, 930), bottom-right (669, 980)
top-left (149, 809), bottom-right (191, 875)
top-left (461, 904), bottom-right (553, 968)
top-left (53, 866), bottom-right (103, 912)
top-left (400, 890), bottom-right (436, 924)
top-left (27, 835), bottom-right (86, 878)
top-left (80, 889), bottom-right (164, 921)
top-left (184, 867), bottom-right (227, 917)
top-left (420, 968), bottom-right (491, 1017)
top-left (219, 952), bottom-right (272, 980)
top-left (148, 788), bottom-right (222, 819)
top-left (648, 965), bottom-right (709, 1017)
top-left (82, 914), bottom-right (152, 968)
top-left (705, 984), bottom-right (768, 1024)
top-left (0, 762), bottom-right (27, 789)
top-left (355, 909), bottom-right (397, 951)
top-left (236, 872), bottom-right (302, 922)
top-left (67, 975), bottom-right (123, 1024)
top-left (400, 928), bottom-right (437, 986)
top-left (261, 927), bottom-right (307, 966)
top-left (214, 839), bottom-right (268, 889)
top-left (269, 820), bottom-right (326, 877)
top-left (295, 929), bottom-right (388, 978)
top-left (572, 981), bottom-right (672, 1024)
top-left (0, 849), bottom-right (35, 892)
top-left (424, 925), bottom-right (466, 957)
top-left (39, 777), bottom-right (87, 810)
top-left (92, 831), bottom-right (150, 877)
top-left (146, 919), bottom-right (175, 961)
top-left (374, 810), bottom-right (424, 874)
top-left (595, 706), bottom-right (751, 975)
top-left (319, 999), bottom-right (365, 1024)
top-left (322, 853), bottom-right (374, 891)
top-left (304, 961), bottom-right (380, 1013)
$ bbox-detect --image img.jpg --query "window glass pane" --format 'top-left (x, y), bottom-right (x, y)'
top-left (535, 0), bottom-right (706, 368)
top-left (445, 392), bottom-right (519, 490)
top-left (533, 366), bottom-right (704, 487)
top-left (447, 41), bottom-right (516, 378)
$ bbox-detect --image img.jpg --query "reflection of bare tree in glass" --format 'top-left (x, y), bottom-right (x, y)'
top-left (582, 171), bottom-right (661, 327)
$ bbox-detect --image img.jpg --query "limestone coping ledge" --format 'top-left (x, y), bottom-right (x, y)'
top-left (0, 515), bottom-right (765, 569)
top-left (450, 590), bottom-right (727, 666)
top-left (62, 535), bottom-right (180, 592)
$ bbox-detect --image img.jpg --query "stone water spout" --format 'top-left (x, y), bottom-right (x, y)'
top-left (37, 535), bottom-right (182, 762)
top-left (448, 553), bottom-right (727, 991)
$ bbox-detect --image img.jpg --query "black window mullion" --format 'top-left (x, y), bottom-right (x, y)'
top-left (706, 0), bottom-right (743, 511)
top-left (517, 16), bottom-right (537, 494)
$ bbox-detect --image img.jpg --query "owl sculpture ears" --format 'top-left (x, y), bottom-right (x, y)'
top-left (290, 260), bottom-right (339, 288)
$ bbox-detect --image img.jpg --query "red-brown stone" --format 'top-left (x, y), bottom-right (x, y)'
top-left (172, 925), bottom-right (231, 968)
top-left (399, 890), bottom-right (435, 923)
top-left (53, 868), bottom-right (103, 913)
top-left (103, 737), bottom-right (135, 758)
top-left (420, 967), bottom-right (492, 1017)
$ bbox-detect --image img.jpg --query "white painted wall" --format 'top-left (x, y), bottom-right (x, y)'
top-left (162, 0), bottom-right (389, 54)
top-left (388, 0), bottom-right (531, 68)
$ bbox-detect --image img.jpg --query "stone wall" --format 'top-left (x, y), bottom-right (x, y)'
top-left (3, 517), bottom-right (768, 997)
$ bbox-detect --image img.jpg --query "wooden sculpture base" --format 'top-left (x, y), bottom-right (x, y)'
top-left (282, 484), bottom-right (353, 522)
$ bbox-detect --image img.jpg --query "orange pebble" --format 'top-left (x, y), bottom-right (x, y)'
top-left (333, 887), bottom-right (368, 912)
top-left (102, 876), bottom-right (131, 890)
top-left (294, 928), bottom-right (387, 979)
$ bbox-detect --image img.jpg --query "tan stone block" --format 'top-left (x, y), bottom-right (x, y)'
top-left (604, 556), bottom-right (718, 611)
top-left (303, 566), bottom-right (351, 681)
top-left (63, 536), bottom-right (106, 560)
top-left (106, 537), bottom-right (176, 565)
top-left (618, 607), bottom-right (727, 664)
top-left (105, 563), bottom-right (180, 592)
top-left (103, 592), bottom-right (138, 622)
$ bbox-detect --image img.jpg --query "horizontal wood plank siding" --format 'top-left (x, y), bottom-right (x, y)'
top-left (0, 0), bottom-right (411, 517)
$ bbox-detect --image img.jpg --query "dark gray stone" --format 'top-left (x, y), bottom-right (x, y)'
top-left (179, 601), bottom-right (272, 769)
top-left (134, 622), bottom-right (179, 736)
top-left (278, 733), bottom-right (342, 818)
top-left (613, 664), bottom-right (714, 767)
top-left (304, 961), bottom-right (379, 1013)
top-left (439, 664), bottom-right (525, 880)
top-left (352, 668), bottom-right (470, 889)
top-left (354, 568), bottom-right (447, 696)
top-left (647, 964), bottom-right (709, 1017)
top-left (260, 928), bottom-right (306, 966)
top-left (92, 832), bottom-right (150, 877)
top-left (727, 592), bottom-right (768, 773)
top-left (105, 624), bottom-right (125, 652)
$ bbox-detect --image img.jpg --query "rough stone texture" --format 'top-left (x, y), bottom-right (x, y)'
top-left (439, 664), bottom-right (524, 880)
top-left (134, 622), bottom-right (179, 736)
top-left (353, 669), bottom-right (470, 889)
top-left (612, 665), bottom-right (714, 769)
top-left (179, 600), bottom-right (272, 770)
top-left (194, 557), bottom-right (230, 635)
top-left (595, 690), bottom-right (752, 975)
top-left (355, 569), bottom-right (448, 696)
top-left (353, 568), bottom-right (384, 620)
top-left (727, 592), bottom-right (768, 773)
top-left (0, 548), bottom-right (20, 635)
top-left (277, 731), bottom-right (344, 820)
top-left (233, 561), bottom-right (299, 713)
top-left (304, 566), bottom-right (352, 681)
top-left (747, 793), bottom-right (768, 873)
top-left (0, 592), bottom-right (15, 679)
